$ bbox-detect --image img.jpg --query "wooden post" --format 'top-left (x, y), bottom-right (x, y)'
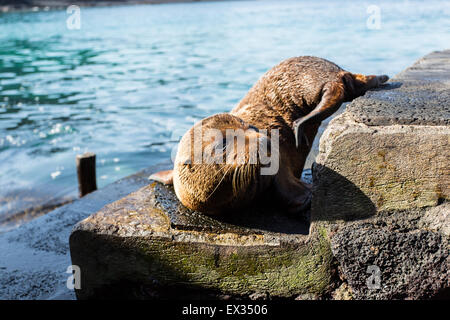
top-left (76, 152), bottom-right (97, 197)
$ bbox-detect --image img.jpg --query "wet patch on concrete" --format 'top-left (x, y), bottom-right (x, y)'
top-left (0, 162), bottom-right (172, 299)
top-left (0, 269), bottom-right (62, 300)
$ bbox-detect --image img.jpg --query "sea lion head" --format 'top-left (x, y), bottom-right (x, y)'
top-left (173, 113), bottom-right (276, 215)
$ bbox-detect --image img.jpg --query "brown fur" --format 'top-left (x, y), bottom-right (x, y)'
top-left (150, 56), bottom-right (388, 216)
top-left (172, 113), bottom-right (274, 214)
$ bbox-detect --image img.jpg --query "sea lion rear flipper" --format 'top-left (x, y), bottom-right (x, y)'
top-left (149, 169), bottom-right (173, 185)
top-left (353, 73), bottom-right (389, 91)
top-left (293, 82), bottom-right (345, 148)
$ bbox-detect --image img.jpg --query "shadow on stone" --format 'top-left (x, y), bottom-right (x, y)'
top-left (70, 232), bottom-right (224, 299)
top-left (70, 218), bottom-right (327, 299)
top-left (152, 183), bottom-right (310, 235)
top-left (311, 163), bottom-right (376, 222)
top-left (70, 231), bottom-right (259, 300)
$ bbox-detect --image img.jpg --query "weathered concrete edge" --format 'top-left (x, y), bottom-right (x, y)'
top-left (69, 183), bottom-right (336, 299)
top-left (312, 111), bottom-right (449, 220)
top-left (346, 49), bottom-right (450, 126)
top-left (310, 50), bottom-right (450, 298)
top-left (70, 227), bottom-right (334, 299)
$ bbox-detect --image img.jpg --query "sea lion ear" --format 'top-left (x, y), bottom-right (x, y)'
top-left (149, 169), bottom-right (173, 185)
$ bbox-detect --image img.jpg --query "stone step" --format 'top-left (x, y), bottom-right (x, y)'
top-left (310, 50), bottom-right (449, 299)
top-left (313, 50), bottom-right (450, 220)
top-left (70, 178), bottom-right (334, 299)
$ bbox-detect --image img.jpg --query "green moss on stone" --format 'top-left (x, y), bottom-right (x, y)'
top-left (135, 229), bottom-right (333, 297)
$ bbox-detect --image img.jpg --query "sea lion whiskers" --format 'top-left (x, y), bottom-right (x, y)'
top-left (204, 163), bottom-right (234, 202)
top-left (231, 163), bottom-right (257, 198)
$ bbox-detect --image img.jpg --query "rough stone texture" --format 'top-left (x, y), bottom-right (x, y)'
top-left (312, 50), bottom-right (450, 300)
top-left (347, 50), bottom-right (450, 126)
top-left (70, 179), bottom-right (335, 300)
top-left (313, 50), bottom-right (450, 219)
top-left (68, 50), bottom-right (449, 300)
top-left (419, 202), bottom-right (450, 237)
top-left (312, 112), bottom-right (449, 219)
top-left (331, 204), bottom-right (449, 300)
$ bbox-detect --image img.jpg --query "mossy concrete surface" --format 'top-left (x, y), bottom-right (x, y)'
top-left (70, 182), bottom-right (334, 299)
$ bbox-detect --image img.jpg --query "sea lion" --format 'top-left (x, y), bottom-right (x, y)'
top-left (150, 56), bottom-right (389, 216)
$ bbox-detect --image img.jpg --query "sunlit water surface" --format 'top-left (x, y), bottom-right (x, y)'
top-left (0, 0), bottom-right (449, 223)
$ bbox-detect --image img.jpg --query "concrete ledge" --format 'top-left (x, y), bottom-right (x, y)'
top-left (310, 50), bottom-right (450, 299)
top-left (312, 112), bottom-right (449, 220)
top-left (70, 181), bottom-right (334, 299)
top-left (346, 50), bottom-right (450, 126)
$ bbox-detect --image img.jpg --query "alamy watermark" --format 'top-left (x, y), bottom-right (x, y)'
top-left (366, 265), bottom-right (381, 289)
top-left (172, 125), bottom-right (280, 176)
top-left (367, 5), bottom-right (381, 30)
top-left (66, 265), bottom-right (81, 290)
top-left (66, 5), bottom-right (81, 30)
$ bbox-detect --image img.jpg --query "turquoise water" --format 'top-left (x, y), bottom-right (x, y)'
top-left (0, 0), bottom-right (449, 218)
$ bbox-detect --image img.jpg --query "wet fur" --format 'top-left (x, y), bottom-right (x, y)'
top-left (150, 56), bottom-right (388, 216)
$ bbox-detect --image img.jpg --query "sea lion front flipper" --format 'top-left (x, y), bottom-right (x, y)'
top-left (293, 121), bottom-right (310, 149)
top-left (149, 169), bottom-right (173, 185)
top-left (293, 82), bottom-right (345, 148)
top-left (274, 166), bottom-right (312, 218)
